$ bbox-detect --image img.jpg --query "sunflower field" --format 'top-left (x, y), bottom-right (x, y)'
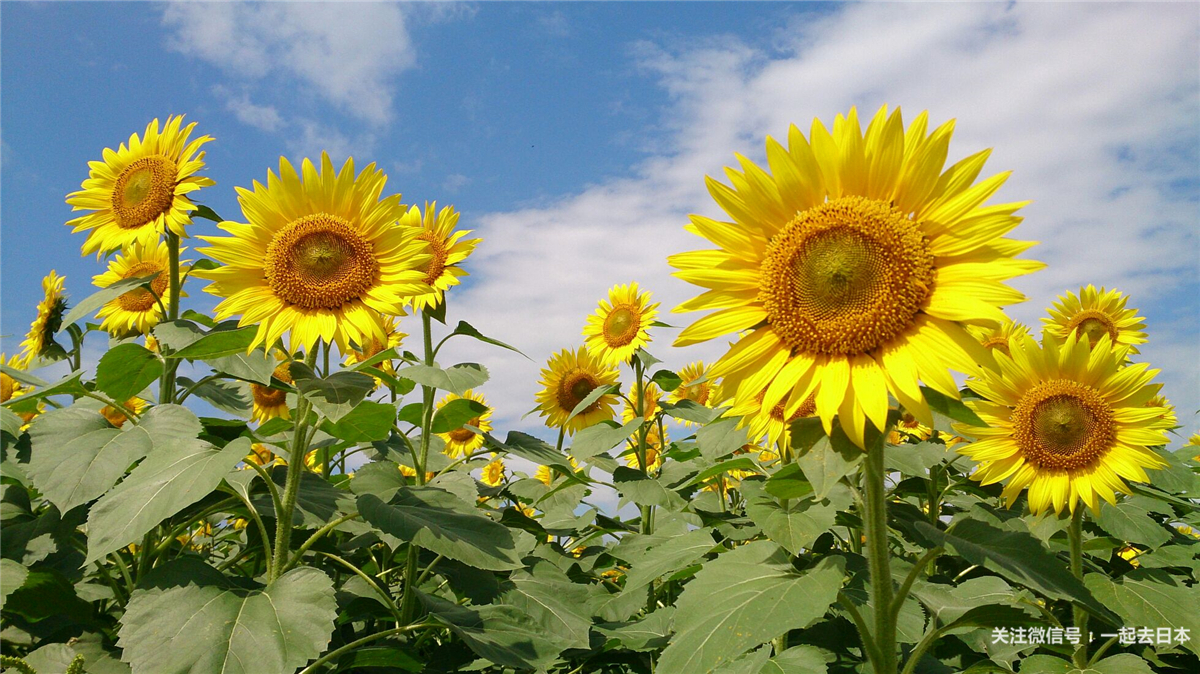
top-left (2, 107), bottom-right (1198, 674)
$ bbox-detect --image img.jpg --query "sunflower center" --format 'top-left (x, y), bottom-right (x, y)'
top-left (981, 335), bottom-right (1011, 355)
top-left (251, 362), bottom-right (294, 408)
top-left (265, 214), bottom-right (379, 310)
top-left (603, 306), bottom-right (641, 348)
top-left (1067, 311), bottom-right (1117, 347)
top-left (760, 196), bottom-right (935, 356)
top-left (112, 155), bottom-right (178, 230)
top-left (418, 231), bottom-right (449, 285)
top-left (448, 418), bottom-right (481, 443)
top-left (116, 262), bottom-right (168, 312)
top-left (558, 371), bottom-right (600, 413)
top-left (768, 393), bottom-right (816, 423)
top-left (679, 381), bottom-right (711, 406)
top-left (1012, 379), bottom-right (1116, 471)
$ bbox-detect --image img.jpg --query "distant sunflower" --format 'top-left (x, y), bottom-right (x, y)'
top-left (1143, 393), bottom-right (1176, 429)
top-left (344, 315), bottom-right (406, 385)
top-left (196, 154), bottom-right (430, 353)
top-left (436, 389), bottom-right (493, 458)
top-left (533, 459), bottom-right (580, 486)
top-left (728, 388), bottom-right (816, 448)
top-left (583, 282), bottom-right (659, 366)
top-left (249, 353), bottom-right (296, 423)
top-left (1, 354), bottom-right (27, 405)
top-left (623, 403), bottom-right (667, 473)
top-left (670, 106), bottom-right (1042, 447)
top-left (968, 320), bottom-right (1030, 357)
top-left (66, 116), bottom-right (214, 256)
top-left (102, 397), bottom-right (148, 429)
top-left (534, 347), bottom-right (620, 434)
top-left (399, 463), bottom-right (435, 483)
top-left (954, 332), bottom-right (1171, 514)
top-left (480, 457), bottom-right (506, 487)
top-left (1043, 286), bottom-right (1146, 355)
top-left (92, 240), bottom-right (181, 337)
top-left (20, 271), bottom-right (68, 365)
top-left (243, 442), bottom-right (283, 469)
top-left (404, 202), bottom-right (480, 312)
top-left (669, 362), bottom-right (717, 425)
top-left (888, 412), bottom-right (933, 445)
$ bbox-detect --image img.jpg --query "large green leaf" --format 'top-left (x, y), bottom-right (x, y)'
top-left (171, 325), bottom-right (257, 359)
top-left (501, 561), bottom-right (593, 650)
top-left (660, 399), bottom-right (722, 425)
top-left (696, 418), bottom-right (748, 460)
top-left (744, 483), bottom-right (850, 556)
top-left (758, 646), bottom-right (828, 674)
top-left (610, 528), bottom-right (717, 591)
top-left (657, 542), bottom-right (844, 674)
top-left (565, 384), bottom-right (617, 425)
top-left (485, 430), bottom-right (577, 474)
top-left (95, 343), bottom-right (162, 401)
top-left (595, 608), bottom-right (675, 651)
top-left (397, 362), bottom-right (489, 395)
top-left (430, 397), bottom-right (488, 433)
top-left (204, 349), bottom-right (275, 385)
top-left (27, 407), bottom-right (153, 512)
top-left (85, 437), bottom-right (250, 564)
top-left (794, 424), bottom-right (863, 500)
top-left (178, 377), bottom-right (251, 417)
top-left (420, 592), bottom-right (566, 670)
top-left (322, 401), bottom-right (395, 442)
top-left (1020, 654), bottom-right (1155, 674)
top-left (254, 466), bottom-right (354, 527)
top-left (909, 575), bottom-right (1019, 624)
top-left (614, 466), bottom-right (686, 509)
top-left (60, 274), bottom-right (161, 329)
top-left (291, 363), bottom-right (374, 422)
top-left (915, 519), bottom-right (1118, 624)
top-left (1095, 498), bottom-right (1170, 548)
top-left (1085, 571), bottom-right (1200, 656)
top-left (358, 488), bottom-right (523, 570)
top-left (0, 559), bottom-right (27, 608)
top-left (119, 566), bottom-right (336, 674)
top-left (570, 419), bottom-right (642, 459)
top-left (23, 634), bottom-right (130, 674)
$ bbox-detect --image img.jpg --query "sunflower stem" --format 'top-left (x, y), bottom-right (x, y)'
top-left (632, 357), bottom-right (656, 613)
top-left (400, 308), bottom-right (437, 623)
top-left (863, 423), bottom-right (897, 674)
top-left (159, 231), bottom-right (182, 404)
top-left (1070, 507), bottom-right (1089, 667)
top-left (269, 349), bottom-right (317, 582)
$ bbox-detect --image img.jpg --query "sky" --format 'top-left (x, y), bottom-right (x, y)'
top-left (2, 1), bottom-right (1198, 489)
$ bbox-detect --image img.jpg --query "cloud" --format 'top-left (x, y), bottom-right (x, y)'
top-left (285, 119), bottom-right (377, 166)
top-left (162, 2), bottom-right (416, 125)
top-left (439, 2), bottom-right (1199, 447)
top-left (213, 86), bottom-right (283, 132)
top-left (442, 173), bottom-right (471, 194)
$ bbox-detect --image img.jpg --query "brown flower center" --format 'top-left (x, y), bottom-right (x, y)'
top-left (1066, 310), bottom-right (1117, 347)
top-left (265, 214), bottom-right (379, 310)
top-left (1, 372), bottom-right (14, 403)
top-left (1012, 379), bottom-right (1116, 471)
top-left (251, 362), bottom-right (294, 408)
top-left (981, 335), bottom-right (1011, 355)
top-left (112, 155), bottom-right (178, 230)
top-left (603, 305), bottom-right (641, 348)
top-left (418, 231), bottom-right (449, 285)
top-left (558, 371), bottom-right (600, 413)
top-left (116, 262), bottom-right (168, 312)
top-left (677, 380), bottom-right (711, 406)
top-left (448, 417), bottom-right (482, 443)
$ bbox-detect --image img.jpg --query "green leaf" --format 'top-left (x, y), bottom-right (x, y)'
top-left (172, 325), bottom-right (257, 359)
top-left (348, 461), bottom-right (406, 502)
top-left (486, 430), bottom-right (576, 473)
top-left (1095, 498), bottom-right (1171, 548)
top-left (397, 362), bottom-right (489, 395)
top-left (7, 370), bottom-right (88, 403)
top-left (254, 466), bottom-right (354, 527)
top-left (27, 407), bottom-right (153, 512)
top-left (191, 204), bottom-right (223, 222)
top-left (660, 399), bottom-right (722, 425)
top-left (795, 425), bottom-right (863, 500)
top-left (204, 349), bottom-right (275, 385)
top-left (23, 635), bottom-right (129, 674)
top-left (60, 273), bottom-right (161, 329)
top-left (614, 466), bottom-right (686, 509)
top-left (334, 647), bottom-right (421, 673)
top-left (152, 319), bottom-right (207, 352)
top-left (915, 519), bottom-right (1119, 624)
top-left (502, 560), bottom-right (593, 650)
top-left (0, 363), bottom-right (48, 389)
top-left (909, 575), bottom-right (1019, 624)
top-left (744, 483), bottom-right (850, 556)
top-left (658, 543), bottom-right (844, 674)
top-left (86, 437), bottom-right (250, 564)
top-left (448, 321), bottom-right (529, 359)
top-left (565, 384), bottom-right (617, 425)
top-left (0, 559), bottom-right (27, 608)
top-left (610, 528), bottom-right (717, 591)
top-left (1085, 570), bottom-right (1200, 657)
top-left (921, 386), bottom-right (984, 431)
top-left (291, 363), bottom-right (373, 422)
top-left (696, 417), bottom-right (749, 460)
top-left (3, 567), bottom-right (92, 623)
top-left (596, 607), bottom-right (675, 651)
top-left (758, 646), bottom-right (828, 674)
top-left (323, 401), bottom-right (395, 442)
top-left (684, 457), bottom-right (759, 488)
top-left (884, 441), bottom-right (953, 476)
top-left (96, 343), bottom-right (163, 401)
top-left (431, 397), bottom-right (488, 433)
top-left (420, 592), bottom-right (567, 670)
top-left (1, 406), bottom-right (23, 438)
top-left (570, 418), bottom-right (642, 459)
top-left (1019, 654), bottom-right (1155, 674)
top-left (178, 377), bottom-right (251, 416)
top-left (358, 488), bottom-right (523, 570)
top-left (651, 369), bottom-right (683, 392)
top-left (762, 464), bottom-right (813, 500)
top-left (119, 566), bottom-right (336, 674)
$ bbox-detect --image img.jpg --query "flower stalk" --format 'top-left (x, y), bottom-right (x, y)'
top-left (268, 348), bottom-right (318, 582)
top-left (863, 422), bottom-right (897, 674)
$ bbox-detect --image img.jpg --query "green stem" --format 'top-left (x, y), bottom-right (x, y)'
top-left (281, 512), bottom-right (361, 574)
top-left (159, 232), bottom-right (182, 403)
top-left (899, 624), bottom-right (944, 674)
top-left (863, 429), bottom-right (897, 674)
top-left (269, 350), bottom-right (318, 581)
top-left (314, 550), bottom-right (402, 623)
top-left (297, 624), bottom-right (438, 674)
top-left (838, 590), bottom-right (883, 669)
top-left (1070, 507), bottom-right (1089, 668)
top-left (400, 309), bottom-right (436, 623)
top-left (891, 547), bottom-right (942, 621)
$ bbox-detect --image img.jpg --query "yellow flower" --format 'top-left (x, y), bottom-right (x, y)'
top-left (967, 320), bottom-right (1030, 357)
top-left (404, 202), bottom-right (480, 312)
top-left (1, 354), bottom-right (40, 426)
top-left (1175, 524), bottom-right (1200, 539)
top-left (888, 412), bottom-right (932, 445)
top-left (195, 154), bottom-right (430, 353)
top-left (1117, 545), bottom-right (1141, 568)
top-left (101, 397), bottom-right (147, 428)
top-left (480, 457), bottom-right (506, 487)
top-left (534, 457), bottom-right (580, 486)
top-left (232, 518), bottom-right (249, 530)
top-left (1143, 394), bottom-right (1176, 429)
top-left (669, 361), bottom-right (717, 426)
top-left (249, 353), bottom-right (295, 423)
top-left (1043, 285), bottom-right (1146, 355)
top-left (304, 449), bottom-right (322, 473)
top-left (954, 331), bottom-right (1171, 515)
top-left (582, 282), bottom-right (659, 366)
top-left (623, 413), bottom-right (665, 474)
top-left (66, 115), bottom-right (214, 256)
top-left (436, 389), bottom-right (493, 458)
top-left (670, 106), bottom-right (1041, 447)
top-left (145, 334), bottom-right (160, 353)
top-left (20, 271), bottom-right (68, 365)
top-left (534, 347), bottom-right (620, 434)
top-left (702, 469), bottom-right (758, 495)
top-left (399, 463), bottom-right (435, 483)
top-left (243, 442), bottom-right (283, 469)
top-left (92, 240), bottom-right (184, 337)
top-left (728, 389), bottom-right (816, 449)
top-left (344, 315), bottom-right (406, 383)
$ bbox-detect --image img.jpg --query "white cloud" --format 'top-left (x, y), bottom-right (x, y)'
top-left (162, 2), bottom-right (416, 125)
top-left (440, 2), bottom-right (1199, 448)
top-left (443, 173), bottom-right (471, 194)
top-left (213, 86), bottom-right (284, 132)
top-left (285, 119), bottom-right (377, 166)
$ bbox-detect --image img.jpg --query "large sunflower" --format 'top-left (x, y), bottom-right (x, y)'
top-left (404, 202), bottom-right (480, 312)
top-left (953, 332), bottom-right (1170, 515)
top-left (670, 106), bottom-right (1042, 446)
top-left (534, 347), bottom-right (620, 434)
top-left (20, 271), bottom-right (68, 365)
top-left (1043, 285), bottom-right (1146, 355)
top-left (583, 282), bottom-right (659, 366)
top-left (195, 154), bottom-right (430, 353)
top-left (728, 387), bottom-right (816, 449)
top-left (436, 389), bottom-right (493, 458)
top-left (66, 116), bottom-right (214, 256)
top-left (92, 240), bottom-right (182, 337)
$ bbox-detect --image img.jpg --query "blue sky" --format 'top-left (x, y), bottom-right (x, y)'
top-left (2, 2), bottom-right (1198, 461)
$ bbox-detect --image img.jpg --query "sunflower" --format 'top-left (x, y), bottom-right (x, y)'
top-left (344, 315), bottom-right (406, 382)
top-left (534, 457), bottom-right (580, 486)
top-left (1143, 394), bottom-right (1176, 429)
top-left (953, 331), bottom-right (1171, 515)
top-left (1043, 285), bottom-right (1146, 355)
top-left (399, 463), bottom-right (435, 483)
top-left (20, 271), bottom-right (68, 365)
top-left (729, 389), bottom-right (817, 449)
top-left (404, 202), bottom-right (480, 312)
top-left (249, 353), bottom-right (296, 423)
top-left (92, 240), bottom-right (182, 337)
top-left (968, 320), bottom-right (1030, 357)
top-left (888, 412), bottom-right (933, 445)
top-left (583, 282), bottom-right (659, 366)
top-left (630, 382), bottom-right (663, 422)
top-left (195, 154), bottom-right (430, 354)
top-left (622, 404), bottom-right (667, 473)
top-left (1116, 545), bottom-right (1142, 568)
top-left (243, 442), bottom-right (284, 469)
top-left (670, 106), bottom-right (1042, 447)
top-left (101, 397), bottom-right (148, 429)
top-left (480, 457), bottom-right (507, 487)
top-left (436, 389), bottom-right (493, 458)
top-left (668, 362), bottom-right (718, 425)
top-left (534, 347), bottom-right (620, 434)
top-left (1, 354), bottom-right (40, 425)
top-left (66, 116), bottom-right (214, 256)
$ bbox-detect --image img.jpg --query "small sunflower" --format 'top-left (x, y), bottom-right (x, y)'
top-left (101, 397), bottom-right (148, 429)
top-left (954, 331), bottom-right (1171, 515)
top-left (92, 240), bottom-right (183, 337)
top-left (534, 347), bottom-right (620, 434)
top-left (622, 404), bottom-right (667, 473)
top-left (66, 116), bottom-right (214, 256)
top-left (535, 457), bottom-right (581, 486)
top-left (583, 282), bottom-right (659, 366)
top-left (1143, 393), bottom-right (1177, 429)
top-left (436, 389), bottom-right (493, 458)
top-left (1043, 285), bottom-right (1146, 355)
top-left (480, 457), bottom-right (506, 487)
top-left (344, 315), bottom-right (406, 382)
top-left (670, 106), bottom-right (1042, 447)
top-left (888, 412), bottom-right (933, 445)
top-left (399, 463), bottom-right (435, 483)
top-left (195, 154), bottom-right (430, 353)
top-left (1116, 545), bottom-right (1142, 567)
top-left (968, 320), bottom-right (1030, 357)
top-left (404, 202), bottom-right (480, 312)
top-left (669, 362), bottom-right (717, 424)
top-left (20, 271), bottom-right (68, 365)
top-left (249, 353), bottom-right (296, 423)
top-left (630, 382), bottom-right (663, 422)
top-left (728, 388), bottom-right (816, 449)
top-left (243, 442), bottom-right (283, 469)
